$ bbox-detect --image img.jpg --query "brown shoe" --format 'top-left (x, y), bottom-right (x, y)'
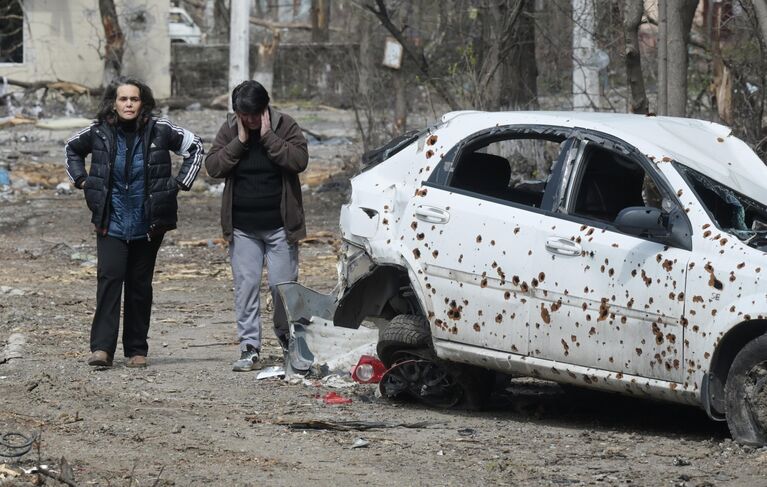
top-left (87, 350), bottom-right (113, 367)
top-left (126, 355), bottom-right (147, 368)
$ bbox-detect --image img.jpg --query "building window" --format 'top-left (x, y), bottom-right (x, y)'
top-left (0, 0), bottom-right (23, 64)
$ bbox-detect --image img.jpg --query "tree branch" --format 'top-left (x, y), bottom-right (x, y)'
top-left (358, 0), bottom-right (461, 110)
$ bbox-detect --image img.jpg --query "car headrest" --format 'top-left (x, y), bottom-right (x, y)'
top-left (453, 152), bottom-right (511, 192)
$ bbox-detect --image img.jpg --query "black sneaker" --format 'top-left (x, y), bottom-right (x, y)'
top-left (232, 345), bottom-right (260, 371)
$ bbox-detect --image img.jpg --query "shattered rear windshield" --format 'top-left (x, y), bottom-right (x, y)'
top-left (677, 164), bottom-right (767, 247)
top-left (360, 129), bottom-right (422, 170)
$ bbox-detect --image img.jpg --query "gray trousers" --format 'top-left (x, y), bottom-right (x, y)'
top-left (231, 227), bottom-right (298, 351)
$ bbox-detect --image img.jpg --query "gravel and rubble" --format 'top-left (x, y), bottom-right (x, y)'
top-left (0, 107), bottom-right (766, 486)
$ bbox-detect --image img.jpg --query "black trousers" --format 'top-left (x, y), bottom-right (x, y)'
top-left (91, 234), bottom-right (163, 357)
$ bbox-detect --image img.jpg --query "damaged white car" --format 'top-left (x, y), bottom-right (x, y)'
top-left (278, 111), bottom-right (767, 446)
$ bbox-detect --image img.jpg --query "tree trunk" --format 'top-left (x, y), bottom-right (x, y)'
top-left (710, 1), bottom-right (732, 124)
top-left (99, 0), bottom-right (124, 87)
top-left (311, 0), bottom-right (331, 42)
top-left (504, 0), bottom-right (538, 110)
top-left (254, 32), bottom-right (280, 94)
top-left (229, 0), bottom-right (250, 109)
top-left (392, 1), bottom-right (412, 134)
top-left (268, 0), bottom-right (280, 21)
top-left (480, 2), bottom-right (502, 109)
top-left (658, 0), bottom-right (668, 113)
top-left (754, 0), bottom-right (767, 50)
top-left (572, 0), bottom-right (599, 110)
top-left (355, 9), bottom-right (376, 153)
top-left (621, 0), bottom-right (649, 114)
top-left (658, 0), bottom-right (698, 116)
top-left (214, 0), bottom-right (230, 43)
top-left (203, 0), bottom-right (215, 41)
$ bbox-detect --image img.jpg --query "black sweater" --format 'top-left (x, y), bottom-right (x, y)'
top-left (232, 134), bottom-right (284, 232)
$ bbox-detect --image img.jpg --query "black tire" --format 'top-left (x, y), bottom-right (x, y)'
top-left (377, 314), bottom-right (431, 367)
top-left (725, 334), bottom-right (767, 446)
top-left (377, 314), bottom-right (493, 410)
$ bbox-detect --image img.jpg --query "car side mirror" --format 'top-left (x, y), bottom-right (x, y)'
top-left (614, 206), bottom-right (671, 238)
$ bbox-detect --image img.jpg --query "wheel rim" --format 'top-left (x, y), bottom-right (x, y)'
top-left (379, 351), bottom-right (463, 408)
top-left (744, 361), bottom-right (767, 432)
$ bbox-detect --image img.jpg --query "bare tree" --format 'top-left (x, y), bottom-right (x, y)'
top-left (359, 0), bottom-right (461, 110)
top-left (503, 0), bottom-right (537, 109)
top-left (657, 0), bottom-right (698, 116)
top-left (99, 0), bottom-right (125, 86)
top-left (572, 0), bottom-right (599, 110)
top-left (473, 0), bottom-right (530, 110)
top-left (620, 0), bottom-right (648, 114)
top-left (311, 0), bottom-right (331, 42)
top-left (753, 0), bottom-right (767, 48)
top-left (0, 0), bottom-right (23, 64)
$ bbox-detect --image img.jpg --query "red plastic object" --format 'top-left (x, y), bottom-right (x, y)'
top-left (350, 355), bottom-right (387, 384)
top-left (322, 391), bottom-right (352, 405)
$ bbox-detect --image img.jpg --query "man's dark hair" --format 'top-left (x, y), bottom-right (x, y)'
top-left (232, 80), bottom-right (270, 114)
top-left (96, 76), bottom-right (156, 126)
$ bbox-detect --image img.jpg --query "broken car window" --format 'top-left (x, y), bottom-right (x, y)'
top-left (449, 137), bottom-right (566, 209)
top-left (677, 165), bottom-right (767, 246)
top-left (570, 144), bottom-right (666, 223)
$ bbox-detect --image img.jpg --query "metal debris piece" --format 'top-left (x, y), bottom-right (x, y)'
top-left (256, 366), bottom-right (286, 380)
top-left (351, 438), bottom-right (369, 449)
top-left (0, 431), bottom-right (36, 458)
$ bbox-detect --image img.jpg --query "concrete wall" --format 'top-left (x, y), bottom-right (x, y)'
top-left (0, 0), bottom-right (171, 98)
top-left (171, 42), bottom-right (357, 106)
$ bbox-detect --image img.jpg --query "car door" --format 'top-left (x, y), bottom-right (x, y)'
top-left (410, 129), bottom-right (573, 356)
top-left (528, 136), bottom-right (690, 383)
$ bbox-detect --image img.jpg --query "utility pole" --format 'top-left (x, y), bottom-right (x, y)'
top-left (228, 0), bottom-right (250, 111)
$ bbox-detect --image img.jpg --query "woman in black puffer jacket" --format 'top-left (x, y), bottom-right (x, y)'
top-left (65, 77), bottom-right (203, 368)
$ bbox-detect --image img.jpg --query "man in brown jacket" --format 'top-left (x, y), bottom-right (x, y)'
top-left (205, 80), bottom-right (308, 371)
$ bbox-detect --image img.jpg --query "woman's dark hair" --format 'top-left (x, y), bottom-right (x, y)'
top-left (96, 77), bottom-right (156, 126)
top-left (231, 80), bottom-right (270, 114)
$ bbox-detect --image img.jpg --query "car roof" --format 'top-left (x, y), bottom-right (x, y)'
top-left (439, 111), bottom-right (767, 204)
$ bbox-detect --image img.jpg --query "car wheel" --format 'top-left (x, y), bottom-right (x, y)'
top-left (377, 315), bottom-right (493, 410)
top-left (725, 334), bottom-right (767, 446)
top-left (376, 314), bottom-right (431, 367)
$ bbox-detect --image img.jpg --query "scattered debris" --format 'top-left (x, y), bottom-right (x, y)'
top-left (0, 431), bottom-right (36, 458)
top-left (0, 333), bottom-right (26, 364)
top-left (34, 117), bottom-right (92, 130)
top-left (311, 374), bottom-right (356, 388)
top-left (256, 366), bottom-right (286, 380)
top-left (33, 458), bottom-right (76, 487)
top-left (351, 355), bottom-right (386, 384)
top-left (321, 391), bottom-right (353, 405)
top-left (0, 463), bottom-right (20, 478)
top-left (0, 286), bottom-right (24, 296)
top-left (70, 252), bottom-right (97, 266)
top-left (272, 419), bottom-right (434, 431)
top-left (302, 321), bottom-right (379, 375)
top-left (177, 238), bottom-right (227, 248)
top-left (0, 116), bottom-right (35, 128)
top-left (300, 231), bottom-right (338, 246)
top-left (351, 438), bottom-right (369, 449)
top-left (55, 182), bottom-right (72, 194)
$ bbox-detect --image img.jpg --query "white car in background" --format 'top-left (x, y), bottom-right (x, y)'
top-left (169, 6), bottom-right (202, 44)
top-left (279, 111), bottom-right (767, 446)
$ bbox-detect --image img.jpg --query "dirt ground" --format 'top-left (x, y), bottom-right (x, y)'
top-left (1, 107), bottom-right (767, 486)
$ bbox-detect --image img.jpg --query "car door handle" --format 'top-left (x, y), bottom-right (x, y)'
top-left (545, 237), bottom-right (582, 256)
top-left (415, 206), bottom-right (450, 224)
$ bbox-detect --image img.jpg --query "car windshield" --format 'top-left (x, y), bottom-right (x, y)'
top-left (678, 164), bottom-right (767, 247)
